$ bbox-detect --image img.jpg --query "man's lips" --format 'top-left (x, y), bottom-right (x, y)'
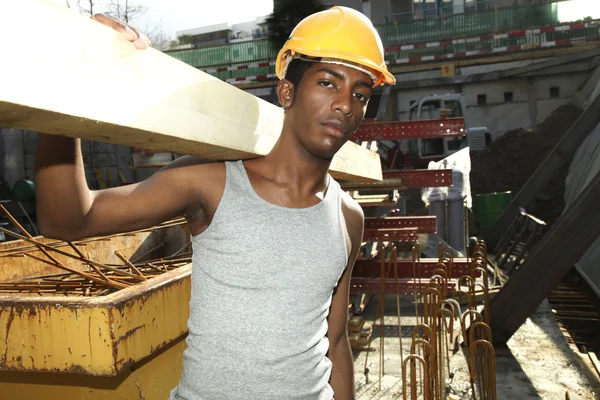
top-left (322, 121), bottom-right (348, 137)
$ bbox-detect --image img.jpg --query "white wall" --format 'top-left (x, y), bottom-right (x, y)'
top-left (394, 70), bottom-right (589, 139)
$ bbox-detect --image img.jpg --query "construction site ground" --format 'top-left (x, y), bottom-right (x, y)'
top-left (351, 293), bottom-right (600, 399)
top-left (355, 104), bottom-right (600, 399)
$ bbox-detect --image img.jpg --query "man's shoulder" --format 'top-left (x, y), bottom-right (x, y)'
top-left (159, 157), bottom-right (228, 197)
top-left (339, 187), bottom-right (364, 228)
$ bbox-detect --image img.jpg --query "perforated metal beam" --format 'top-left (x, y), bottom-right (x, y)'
top-left (364, 216), bottom-right (437, 233)
top-left (341, 169), bottom-right (453, 191)
top-left (350, 278), bottom-right (456, 295)
top-left (382, 169), bottom-right (453, 187)
top-left (353, 258), bottom-right (474, 278)
top-left (353, 118), bottom-right (465, 141)
top-left (362, 228), bottom-right (419, 242)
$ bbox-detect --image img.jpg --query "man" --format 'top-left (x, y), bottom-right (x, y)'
top-left (35, 6), bottom-right (395, 399)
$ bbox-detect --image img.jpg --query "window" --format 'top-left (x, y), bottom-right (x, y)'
top-left (232, 49), bottom-right (240, 58)
top-left (445, 100), bottom-right (463, 117)
top-left (420, 100), bottom-right (442, 119)
top-left (477, 94), bottom-right (487, 105)
top-left (504, 91), bottom-right (513, 102)
top-left (550, 86), bottom-right (560, 98)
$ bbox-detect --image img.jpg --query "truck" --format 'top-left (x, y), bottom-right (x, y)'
top-left (379, 93), bottom-right (492, 169)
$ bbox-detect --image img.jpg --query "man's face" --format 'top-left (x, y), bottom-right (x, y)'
top-left (284, 62), bottom-right (373, 160)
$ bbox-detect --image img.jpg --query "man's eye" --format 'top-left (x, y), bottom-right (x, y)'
top-left (319, 81), bottom-right (334, 88)
top-left (355, 93), bottom-right (368, 103)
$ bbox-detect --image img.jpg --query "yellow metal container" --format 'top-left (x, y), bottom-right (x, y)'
top-left (0, 224), bottom-right (192, 399)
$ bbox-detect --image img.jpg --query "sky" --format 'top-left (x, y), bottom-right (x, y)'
top-left (52, 0), bottom-right (274, 39)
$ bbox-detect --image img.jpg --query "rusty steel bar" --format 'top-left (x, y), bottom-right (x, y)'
top-left (0, 227), bottom-right (146, 281)
top-left (403, 354), bottom-right (429, 400)
top-left (114, 250), bottom-right (147, 280)
top-left (0, 228), bottom-right (129, 290)
top-left (67, 242), bottom-right (112, 283)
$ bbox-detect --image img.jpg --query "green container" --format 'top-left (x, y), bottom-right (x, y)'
top-left (475, 191), bottom-right (512, 237)
top-left (13, 179), bottom-right (36, 202)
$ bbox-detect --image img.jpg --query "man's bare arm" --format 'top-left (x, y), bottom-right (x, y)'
top-left (35, 135), bottom-right (220, 240)
top-left (327, 194), bottom-right (364, 400)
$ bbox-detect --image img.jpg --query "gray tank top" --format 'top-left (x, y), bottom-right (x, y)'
top-left (170, 160), bottom-right (349, 400)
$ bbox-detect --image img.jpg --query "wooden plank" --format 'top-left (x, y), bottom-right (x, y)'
top-left (0, 0), bottom-right (382, 183)
top-left (486, 169), bottom-right (600, 344)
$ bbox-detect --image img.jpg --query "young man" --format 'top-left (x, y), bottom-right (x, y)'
top-left (35, 6), bottom-right (395, 400)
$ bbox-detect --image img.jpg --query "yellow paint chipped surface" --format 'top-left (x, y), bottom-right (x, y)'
top-left (0, 335), bottom-right (186, 399)
top-left (0, 266), bottom-right (191, 376)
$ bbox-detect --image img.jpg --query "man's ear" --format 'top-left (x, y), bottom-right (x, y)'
top-left (276, 79), bottom-right (294, 109)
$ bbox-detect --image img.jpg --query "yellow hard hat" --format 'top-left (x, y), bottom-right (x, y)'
top-left (275, 6), bottom-right (396, 87)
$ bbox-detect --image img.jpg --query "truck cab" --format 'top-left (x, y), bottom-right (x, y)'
top-left (402, 93), bottom-right (490, 167)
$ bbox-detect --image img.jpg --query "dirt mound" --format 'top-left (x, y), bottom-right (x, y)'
top-left (470, 104), bottom-right (582, 230)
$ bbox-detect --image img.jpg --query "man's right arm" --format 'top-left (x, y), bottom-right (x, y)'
top-left (35, 135), bottom-right (214, 241)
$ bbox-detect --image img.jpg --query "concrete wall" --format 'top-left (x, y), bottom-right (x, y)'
top-left (394, 70), bottom-right (589, 139)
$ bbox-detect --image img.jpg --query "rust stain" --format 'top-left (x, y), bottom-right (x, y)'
top-left (114, 325), bottom-right (145, 347)
top-left (1, 307), bottom-right (15, 369)
top-left (0, 362), bottom-right (104, 375)
top-left (89, 316), bottom-right (93, 361)
top-left (133, 372), bottom-right (146, 400)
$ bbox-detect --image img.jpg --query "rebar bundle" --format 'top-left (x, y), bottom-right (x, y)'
top-left (0, 204), bottom-right (190, 297)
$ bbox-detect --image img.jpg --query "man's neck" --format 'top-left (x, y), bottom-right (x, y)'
top-left (264, 146), bottom-right (330, 192)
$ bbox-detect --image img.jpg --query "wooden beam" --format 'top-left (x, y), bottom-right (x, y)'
top-left (0, 0), bottom-right (382, 183)
top-left (486, 169), bottom-right (600, 344)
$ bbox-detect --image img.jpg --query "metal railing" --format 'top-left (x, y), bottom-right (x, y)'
top-left (377, 1), bottom-right (565, 45)
top-left (385, 0), bottom-right (494, 24)
top-left (165, 0), bottom-right (599, 82)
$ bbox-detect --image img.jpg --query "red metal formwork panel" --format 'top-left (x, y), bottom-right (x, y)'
top-left (354, 118), bottom-right (465, 141)
top-left (382, 169), bottom-right (453, 187)
top-left (352, 258), bottom-right (476, 278)
top-left (363, 216), bottom-right (437, 234)
top-left (362, 227), bottom-right (419, 243)
top-left (350, 278), bottom-right (456, 295)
